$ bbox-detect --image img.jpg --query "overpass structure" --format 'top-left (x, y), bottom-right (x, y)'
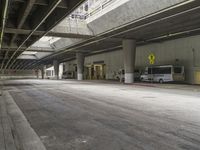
top-left (1, 1), bottom-right (200, 150)
top-left (1, 0), bottom-right (200, 83)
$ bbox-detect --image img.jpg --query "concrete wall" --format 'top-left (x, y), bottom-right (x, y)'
top-left (0, 69), bottom-right (38, 79)
top-left (64, 35), bottom-right (200, 84)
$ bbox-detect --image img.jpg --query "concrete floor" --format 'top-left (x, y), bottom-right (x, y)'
top-left (1, 79), bottom-right (200, 150)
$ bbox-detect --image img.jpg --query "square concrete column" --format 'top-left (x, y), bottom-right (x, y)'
top-left (53, 60), bottom-right (59, 80)
top-left (76, 53), bottom-right (85, 80)
top-left (123, 39), bottom-right (136, 83)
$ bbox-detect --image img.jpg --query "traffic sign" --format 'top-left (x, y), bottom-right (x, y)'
top-left (148, 53), bottom-right (155, 65)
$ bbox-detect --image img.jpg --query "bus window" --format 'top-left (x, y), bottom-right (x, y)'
top-left (148, 67), bottom-right (171, 74)
top-left (148, 68), bottom-right (152, 74)
top-left (174, 67), bottom-right (182, 73)
top-left (161, 67), bottom-right (171, 74)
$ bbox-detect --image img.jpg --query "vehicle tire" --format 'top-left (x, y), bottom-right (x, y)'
top-left (159, 79), bottom-right (164, 84)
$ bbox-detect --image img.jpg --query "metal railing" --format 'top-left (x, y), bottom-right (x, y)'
top-left (68, 0), bottom-right (118, 21)
top-left (86, 0), bottom-right (117, 19)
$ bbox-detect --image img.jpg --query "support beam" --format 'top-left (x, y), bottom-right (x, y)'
top-left (53, 60), bottom-right (59, 80)
top-left (15, 60), bottom-right (26, 70)
top-left (4, 0), bottom-right (62, 70)
top-left (4, 28), bottom-right (93, 39)
top-left (13, 0), bottom-right (68, 8)
top-left (10, 0), bottom-right (36, 45)
top-left (1, 48), bottom-right (54, 53)
top-left (0, 0), bottom-right (9, 49)
top-left (123, 39), bottom-right (136, 84)
top-left (76, 52), bottom-right (84, 81)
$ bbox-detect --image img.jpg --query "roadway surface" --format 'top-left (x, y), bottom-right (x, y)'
top-left (2, 79), bottom-right (200, 150)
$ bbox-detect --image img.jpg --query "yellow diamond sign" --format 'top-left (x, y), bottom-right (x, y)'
top-left (148, 53), bottom-right (155, 65)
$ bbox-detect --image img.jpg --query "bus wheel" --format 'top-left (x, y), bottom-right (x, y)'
top-left (159, 79), bottom-right (164, 84)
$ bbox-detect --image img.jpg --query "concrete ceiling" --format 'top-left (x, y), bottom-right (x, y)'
top-left (0, 0), bottom-right (85, 70)
top-left (27, 0), bottom-right (200, 69)
top-left (2, 0), bottom-right (200, 70)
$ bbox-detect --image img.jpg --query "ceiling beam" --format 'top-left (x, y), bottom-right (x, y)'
top-left (47, 31), bottom-right (94, 39)
top-left (13, 0), bottom-right (68, 8)
top-left (4, 0), bottom-right (63, 70)
top-left (0, 0), bottom-right (9, 49)
top-left (43, 0), bottom-right (85, 34)
top-left (10, 0), bottom-right (37, 45)
top-left (15, 59), bottom-right (26, 70)
top-left (1, 48), bottom-right (55, 52)
top-left (4, 28), bottom-right (94, 38)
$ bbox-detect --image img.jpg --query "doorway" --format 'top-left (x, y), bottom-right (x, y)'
top-left (94, 64), bottom-right (106, 80)
top-left (85, 64), bottom-right (106, 80)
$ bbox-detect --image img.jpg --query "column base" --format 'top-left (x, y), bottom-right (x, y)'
top-left (125, 73), bottom-right (134, 83)
top-left (77, 73), bottom-right (83, 81)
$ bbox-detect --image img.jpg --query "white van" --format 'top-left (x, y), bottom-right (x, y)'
top-left (140, 65), bottom-right (185, 83)
top-left (116, 69), bottom-right (141, 82)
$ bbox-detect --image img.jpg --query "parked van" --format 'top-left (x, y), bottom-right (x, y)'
top-left (62, 71), bottom-right (74, 79)
top-left (140, 65), bottom-right (185, 83)
top-left (116, 69), bottom-right (142, 82)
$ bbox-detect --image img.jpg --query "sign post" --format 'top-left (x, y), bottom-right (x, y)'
top-left (148, 53), bottom-right (156, 83)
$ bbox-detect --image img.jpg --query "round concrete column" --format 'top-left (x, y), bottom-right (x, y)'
top-left (76, 53), bottom-right (85, 81)
top-left (40, 65), bottom-right (46, 79)
top-left (40, 66), bottom-right (44, 79)
top-left (53, 60), bottom-right (59, 80)
top-left (123, 39), bottom-right (136, 84)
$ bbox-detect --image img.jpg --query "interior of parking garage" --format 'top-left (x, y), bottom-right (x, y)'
top-left (1, 0), bottom-right (200, 149)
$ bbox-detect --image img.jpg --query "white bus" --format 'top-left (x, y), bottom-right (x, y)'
top-left (140, 65), bottom-right (185, 83)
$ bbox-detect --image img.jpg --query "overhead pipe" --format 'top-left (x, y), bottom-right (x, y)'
top-left (4, 0), bottom-right (62, 70)
top-left (0, 0), bottom-right (9, 73)
top-left (0, 0), bottom-right (9, 49)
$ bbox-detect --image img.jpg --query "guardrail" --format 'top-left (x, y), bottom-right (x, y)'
top-left (86, 0), bottom-right (117, 19)
top-left (68, 0), bottom-right (118, 21)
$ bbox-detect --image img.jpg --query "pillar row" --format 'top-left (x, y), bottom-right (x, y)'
top-left (123, 39), bottom-right (136, 84)
top-left (76, 52), bottom-right (85, 81)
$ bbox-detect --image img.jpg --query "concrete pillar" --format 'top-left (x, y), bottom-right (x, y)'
top-left (40, 66), bottom-right (46, 79)
top-left (76, 53), bottom-right (85, 80)
top-left (41, 67), bottom-right (45, 79)
top-left (123, 39), bottom-right (136, 83)
top-left (58, 63), bottom-right (64, 79)
top-left (36, 69), bottom-right (39, 79)
top-left (53, 60), bottom-right (59, 80)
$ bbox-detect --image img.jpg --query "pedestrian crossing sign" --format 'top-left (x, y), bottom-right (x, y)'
top-left (148, 53), bottom-right (155, 65)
